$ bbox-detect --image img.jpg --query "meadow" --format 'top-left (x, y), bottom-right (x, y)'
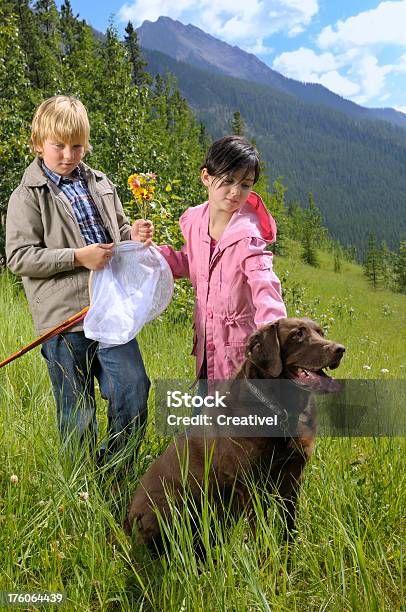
top-left (0, 246), bottom-right (405, 611)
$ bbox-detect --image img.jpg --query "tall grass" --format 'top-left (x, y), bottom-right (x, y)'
top-left (0, 247), bottom-right (405, 611)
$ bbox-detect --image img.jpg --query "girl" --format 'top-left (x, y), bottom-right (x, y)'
top-left (159, 135), bottom-right (287, 381)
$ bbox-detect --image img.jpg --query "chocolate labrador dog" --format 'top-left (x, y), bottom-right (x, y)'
top-left (125, 318), bottom-right (345, 551)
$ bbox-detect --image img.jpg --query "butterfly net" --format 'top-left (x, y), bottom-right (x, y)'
top-left (84, 241), bottom-right (173, 346)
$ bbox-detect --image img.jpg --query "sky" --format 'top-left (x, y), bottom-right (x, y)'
top-left (57, 0), bottom-right (406, 113)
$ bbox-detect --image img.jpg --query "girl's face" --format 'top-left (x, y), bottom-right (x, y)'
top-left (201, 167), bottom-right (255, 216)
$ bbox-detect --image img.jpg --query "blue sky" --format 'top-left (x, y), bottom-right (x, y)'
top-left (57, 0), bottom-right (406, 112)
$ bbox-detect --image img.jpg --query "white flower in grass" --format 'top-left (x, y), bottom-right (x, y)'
top-left (79, 491), bottom-right (89, 502)
top-left (10, 474), bottom-right (18, 485)
top-left (363, 365), bottom-right (371, 370)
top-left (381, 368), bottom-right (389, 374)
top-left (295, 309), bottom-right (300, 315)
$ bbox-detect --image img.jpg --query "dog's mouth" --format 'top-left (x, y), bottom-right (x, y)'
top-left (286, 366), bottom-right (341, 393)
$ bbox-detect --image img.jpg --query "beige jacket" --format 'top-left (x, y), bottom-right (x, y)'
top-left (6, 158), bottom-right (131, 334)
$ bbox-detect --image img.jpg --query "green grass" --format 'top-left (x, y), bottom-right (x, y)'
top-left (0, 247), bottom-right (405, 611)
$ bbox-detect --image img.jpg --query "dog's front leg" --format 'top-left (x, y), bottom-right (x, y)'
top-left (273, 452), bottom-right (308, 540)
top-left (231, 482), bottom-right (257, 538)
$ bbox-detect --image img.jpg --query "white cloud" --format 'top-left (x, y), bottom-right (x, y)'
top-left (273, 2), bottom-right (406, 106)
top-left (273, 47), bottom-right (341, 81)
top-left (288, 25), bottom-right (305, 37)
top-left (272, 46), bottom-right (403, 102)
top-left (244, 40), bottom-right (274, 56)
top-left (394, 105), bottom-right (406, 114)
top-left (273, 48), bottom-right (361, 96)
top-left (318, 0), bottom-right (406, 49)
top-left (118, 0), bottom-right (319, 49)
top-left (318, 71), bottom-right (360, 97)
top-left (348, 55), bottom-right (394, 103)
top-left (392, 52), bottom-right (406, 73)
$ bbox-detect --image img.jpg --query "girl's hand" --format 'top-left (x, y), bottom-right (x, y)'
top-left (74, 243), bottom-right (114, 270)
top-left (131, 219), bottom-right (154, 246)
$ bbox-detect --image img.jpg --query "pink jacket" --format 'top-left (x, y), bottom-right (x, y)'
top-left (159, 191), bottom-right (287, 380)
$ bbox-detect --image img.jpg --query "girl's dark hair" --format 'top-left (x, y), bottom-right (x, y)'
top-left (201, 135), bottom-right (260, 184)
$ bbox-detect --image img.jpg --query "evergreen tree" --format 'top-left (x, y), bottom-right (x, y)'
top-left (99, 22), bottom-right (133, 106)
top-left (124, 21), bottom-right (150, 86)
top-left (88, 22), bottom-right (144, 189)
top-left (344, 245), bottom-right (358, 263)
top-left (287, 200), bottom-right (304, 240)
top-left (379, 240), bottom-right (395, 288)
top-left (301, 231), bottom-right (318, 267)
top-left (0, 4), bottom-right (31, 263)
top-left (60, 0), bottom-right (79, 55)
top-left (154, 73), bottom-right (165, 97)
top-left (10, 0), bottom-right (45, 92)
top-left (59, 3), bottom-right (101, 99)
top-left (31, 0), bottom-right (62, 93)
top-left (364, 233), bottom-right (382, 289)
top-left (394, 241), bottom-right (406, 293)
top-left (300, 193), bottom-right (326, 267)
top-left (34, 0), bottom-right (60, 35)
top-left (146, 74), bottom-right (204, 207)
top-left (231, 110), bottom-right (245, 136)
top-left (333, 247), bottom-right (342, 273)
top-left (307, 192), bottom-right (326, 244)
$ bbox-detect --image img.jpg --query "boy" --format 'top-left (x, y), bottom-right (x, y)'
top-left (6, 95), bottom-right (153, 463)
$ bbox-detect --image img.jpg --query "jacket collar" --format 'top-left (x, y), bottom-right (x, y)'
top-left (220, 191), bottom-right (277, 248)
top-left (42, 161), bottom-right (85, 186)
top-left (183, 191), bottom-right (277, 251)
top-left (21, 157), bottom-right (105, 187)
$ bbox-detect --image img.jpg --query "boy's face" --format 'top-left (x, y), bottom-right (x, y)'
top-left (37, 139), bottom-right (85, 176)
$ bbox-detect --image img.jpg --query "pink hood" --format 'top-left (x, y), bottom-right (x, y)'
top-left (180, 191), bottom-right (276, 251)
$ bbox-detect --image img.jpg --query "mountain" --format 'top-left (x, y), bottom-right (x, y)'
top-left (142, 47), bottom-right (406, 252)
top-left (137, 16), bottom-right (406, 130)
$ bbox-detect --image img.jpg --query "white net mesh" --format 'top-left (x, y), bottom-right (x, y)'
top-left (84, 241), bottom-right (173, 346)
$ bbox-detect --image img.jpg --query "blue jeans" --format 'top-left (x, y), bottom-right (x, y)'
top-left (41, 332), bottom-right (150, 461)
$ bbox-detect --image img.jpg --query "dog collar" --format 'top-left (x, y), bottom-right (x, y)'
top-left (244, 378), bottom-right (289, 432)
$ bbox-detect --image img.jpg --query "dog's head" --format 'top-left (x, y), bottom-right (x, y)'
top-left (243, 317), bottom-right (345, 392)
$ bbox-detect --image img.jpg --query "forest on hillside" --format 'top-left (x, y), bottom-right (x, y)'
top-left (0, 1), bottom-right (405, 295)
top-left (143, 49), bottom-right (406, 253)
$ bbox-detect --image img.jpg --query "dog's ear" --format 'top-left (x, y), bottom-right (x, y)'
top-left (246, 323), bottom-right (283, 377)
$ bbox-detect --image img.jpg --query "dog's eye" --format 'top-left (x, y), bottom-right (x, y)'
top-left (295, 328), bottom-right (305, 338)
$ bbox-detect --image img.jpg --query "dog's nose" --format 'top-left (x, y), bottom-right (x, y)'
top-left (334, 344), bottom-right (346, 355)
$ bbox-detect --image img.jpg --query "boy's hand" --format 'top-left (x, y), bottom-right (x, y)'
top-left (74, 243), bottom-right (114, 270)
top-left (131, 219), bottom-right (154, 246)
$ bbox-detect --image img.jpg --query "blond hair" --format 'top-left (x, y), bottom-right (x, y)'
top-left (30, 95), bottom-right (92, 156)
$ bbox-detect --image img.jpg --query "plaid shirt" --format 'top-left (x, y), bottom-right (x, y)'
top-left (42, 162), bottom-right (112, 245)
